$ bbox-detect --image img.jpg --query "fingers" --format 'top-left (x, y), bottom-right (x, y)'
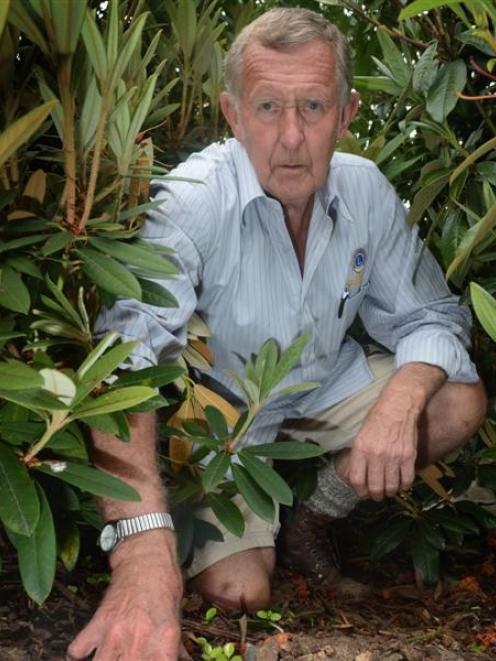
top-left (66, 619), bottom-right (101, 660)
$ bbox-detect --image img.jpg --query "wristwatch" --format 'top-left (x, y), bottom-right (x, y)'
top-left (99, 512), bottom-right (175, 552)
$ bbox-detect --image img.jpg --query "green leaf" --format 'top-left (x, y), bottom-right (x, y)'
top-left (82, 412), bottom-right (130, 442)
top-left (37, 461), bottom-right (140, 501)
top-left (0, 101), bottom-right (56, 169)
top-left (270, 382), bottom-right (319, 399)
top-left (0, 266), bottom-right (30, 313)
top-left (0, 361), bottom-right (43, 390)
top-left (399, 0), bottom-right (463, 21)
top-left (59, 519), bottom-right (80, 572)
top-left (426, 60), bottom-right (467, 124)
top-left (49, 0), bottom-right (87, 55)
top-left (70, 386), bottom-right (156, 419)
top-left (81, 9), bottom-right (107, 82)
top-left (412, 42), bottom-right (438, 96)
top-left (407, 176), bottom-right (449, 225)
top-left (417, 520), bottom-right (445, 550)
top-left (244, 441), bottom-right (326, 460)
top-left (115, 364), bottom-right (184, 388)
top-left (470, 283), bottom-right (496, 342)
top-left (267, 334), bottom-right (310, 391)
top-left (370, 518), bottom-right (412, 560)
top-left (353, 76), bottom-right (400, 94)
top-left (204, 406), bottom-right (229, 439)
top-left (232, 464), bottom-right (275, 523)
top-left (0, 0), bottom-right (10, 37)
top-left (44, 276), bottom-right (83, 328)
top-left (411, 535), bottom-right (440, 585)
top-left (7, 485), bottom-right (56, 604)
top-left (8, 1), bottom-right (49, 54)
top-left (376, 28), bottom-right (411, 88)
top-left (0, 443), bottom-right (39, 536)
top-left (89, 237), bottom-right (177, 277)
top-left (5, 254), bottom-right (42, 280)
top-left (446, 202), bottom-right (496, 279)
top-left (77, 331), bottom-right (119, 379)
top-left (138, 278), bottom-right (178, 308)
top-left (41, 231), bottom-right (73, 256)
top-left (76, 248), bottom-right (142, 299)
top-left (450, 137), bottom-right (496, 185)
top-left (238, 450), bottom-right (293, 506)
top-left (206, 493), bottom-right (244, 538)
top-left (75, 340), bottom-right (138, 402)
top-left (201, 452), bottom-right (231, 492)
top-left (0, 388), bottom-right (69, 412)
top-left (433, 508), bottom-right (480, 535)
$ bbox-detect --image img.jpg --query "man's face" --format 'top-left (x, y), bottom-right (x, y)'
top-left (221, 40), bottom-right (359, 211)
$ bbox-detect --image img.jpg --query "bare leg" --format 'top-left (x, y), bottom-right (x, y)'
top-left (189, 547), bottom-right (275, 611)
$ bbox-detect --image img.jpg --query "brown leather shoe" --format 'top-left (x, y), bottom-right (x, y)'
top-left (277, 505), bottom-right (341, 584)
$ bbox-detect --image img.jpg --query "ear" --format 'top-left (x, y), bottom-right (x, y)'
top-left (337, 90), bottom-right (360, 140)
top-left (220, 91), bottom-right (245, 142)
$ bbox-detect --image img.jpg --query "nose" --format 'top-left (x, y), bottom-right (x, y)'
top-left (278, 106), bottom-right (305, 150)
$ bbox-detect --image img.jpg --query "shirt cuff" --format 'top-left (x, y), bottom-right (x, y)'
top-left (395, 330), bottom-right (479, 383)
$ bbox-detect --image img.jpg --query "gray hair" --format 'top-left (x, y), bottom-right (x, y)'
top-left (224, 7), bottom-right (353, 106)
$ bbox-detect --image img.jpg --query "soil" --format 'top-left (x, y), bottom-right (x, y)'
top-left (1, 534), bottom-right (496, 660)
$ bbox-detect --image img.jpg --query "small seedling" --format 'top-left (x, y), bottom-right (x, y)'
top-left (204, 607), bottom-right (218, 624)
top-left (256, 609), bottom-right (284, 632)
top-left (195, 637), bottom-right (242, 661)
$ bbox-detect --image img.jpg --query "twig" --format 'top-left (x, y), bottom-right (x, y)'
top-left (341, 1), bottom-right (429, 50)
top-left (470, 57), bottom-right (496, 81)
top-left (457, 92), bottom-right (496, 101)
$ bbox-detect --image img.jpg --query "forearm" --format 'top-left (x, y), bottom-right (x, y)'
top-left (90, 411), bottom-right (177, 570)
top-left (377, 361), bottom-right (447, 416)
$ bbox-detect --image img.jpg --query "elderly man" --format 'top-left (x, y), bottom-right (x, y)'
top-left (68, 8), bottom-right (486, 661)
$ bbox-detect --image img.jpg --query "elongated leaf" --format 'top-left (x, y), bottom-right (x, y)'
top-left (232, 464), bottom-right (275, 523)
top-left (5, 255), bottom-right (42, 280)
top-left (450, 136), bottom-right (496, 185)
top-left (202, 452), bottom-right (231, 492)
top-left (267, 334), bottom-right (310, 391)
top-left (470, 282), bottom-right (496, 343)
top-left (407, 176), bottom-right (449, 226)
top-left (37, 461), bottom-right (140, 501)
top-left (76, 341), bottom-right (138, 399)
top-left (399, 0), bottom-right (463, 21)
top-left (49, 0), bottom-right (86, 55)
top-left (377, 28), bottom-right (411, 88)
top-left (0, 266), bottom-right (30, 314)
top-left (411, 535), bottom-right (440, 585)
top-left (204, 405), bottom-right (229, 439)
top-left (77, 331), bottom-right (119, 380)
top-left (70, 386), bottom-right (155, 419)
top-left (0, 388), bottom-right (69, 412)
top-left (206, 493), bottom-right (244, 538)
top-left (0, 0), bottom-right (10, 37)
top-left (8, 1), bottom-right (49, 53)
top-left (39, 368), bottom-right (76, 405)
top-left (108, 12), bottom-right (148, 94)
top-left (81, 9), bottom-right (107, 82)
top-left (89, 237), bottom-right (177, 277)
top-left (7, 485), bottom-right (56, 604)
top-left (115, 364), bottom-right (184, 388)
top-left (0, 443), bottom-right (39, 536)
top-left (83, 411), bottom-right (130, 442)
top-left (238, 450), bottom-right (293, 506)
top-left (76, 248), bottom-right (142, 299)
top-left (245, 441), bottom-right (326, 460)
top-left (413, 42), bottom-right (438, 96)
top-left (353, 76), bottom-right (399, 94)
top-left (0, 361), bottom-right (43, 390)
top-left (370, 519), bottom-right (412, 560)
top-left (41, 231), bottom-right (73, 256)
top-left (0, 101), bottom-right (56, 169)
top-left (138, 278), bottom-right (178, 308)
top-left (426, 60), bottom-right (466, 123)
top-left (59, 519), bottom-right (80, 572)
top-left (446, 202), bottom-right (496, 279)
top-left (44, 277), bottom-right (83, 328)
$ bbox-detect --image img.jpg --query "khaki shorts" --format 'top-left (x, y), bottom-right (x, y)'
top-left (185, 351), bottom-right (395, 579)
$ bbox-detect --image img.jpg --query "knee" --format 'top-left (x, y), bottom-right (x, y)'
top-left (455, 380), bottom-right (487, 437)
top-left (192, 572), bottom-right (271, 612)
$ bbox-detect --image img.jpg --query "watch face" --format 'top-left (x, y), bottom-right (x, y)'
top-left (100, 523), bottom-right (118, 552)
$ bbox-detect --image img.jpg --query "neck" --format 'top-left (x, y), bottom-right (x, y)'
top-left (282, 196), bottom-right (314, 273)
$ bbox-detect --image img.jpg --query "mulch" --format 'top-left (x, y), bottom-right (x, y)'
top-left (1, 533), bottom-right (496, 660)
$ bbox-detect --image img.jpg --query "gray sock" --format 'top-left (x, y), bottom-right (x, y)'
top-left (305, 458), bottom-right (360, 518)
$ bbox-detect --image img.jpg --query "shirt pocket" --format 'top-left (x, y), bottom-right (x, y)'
top-left (340, 280), bottom-right (370, 325)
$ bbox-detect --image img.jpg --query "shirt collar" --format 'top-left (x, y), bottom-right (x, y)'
top-left (231, 138), bottom-right (340, 221)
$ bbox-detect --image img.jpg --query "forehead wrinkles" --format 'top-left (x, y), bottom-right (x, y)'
top-left (240, 42), bottom-right (337, 100)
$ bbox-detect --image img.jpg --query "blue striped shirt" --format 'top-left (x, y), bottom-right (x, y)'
top-left (95, 139), bottom-right (478, 432)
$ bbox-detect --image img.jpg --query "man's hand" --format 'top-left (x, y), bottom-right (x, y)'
top-left (67, 532), bottom-right (183, 661)
top-left (337, 362), bottom-right (447, 501)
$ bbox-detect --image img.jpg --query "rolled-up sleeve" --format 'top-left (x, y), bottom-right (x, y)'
top-left (359, 185), bottom-right (479, 383)
top-left (94, 182), bottom-right (210, 370)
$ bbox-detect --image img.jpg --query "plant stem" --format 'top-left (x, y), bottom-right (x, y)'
top-left (77, 93), bottom-right (111, 233)
top-left (23, 410), bottom-right (68, 464)
top-left (229, 404), bottom-right (259, 451)
top-left (57, 55), bottom-right (77, 230)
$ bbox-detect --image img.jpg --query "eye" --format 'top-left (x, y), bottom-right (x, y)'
top-left (302, 99), bottom-right (325, 114)
top-left (257, 100), bottom-right (278, 114)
